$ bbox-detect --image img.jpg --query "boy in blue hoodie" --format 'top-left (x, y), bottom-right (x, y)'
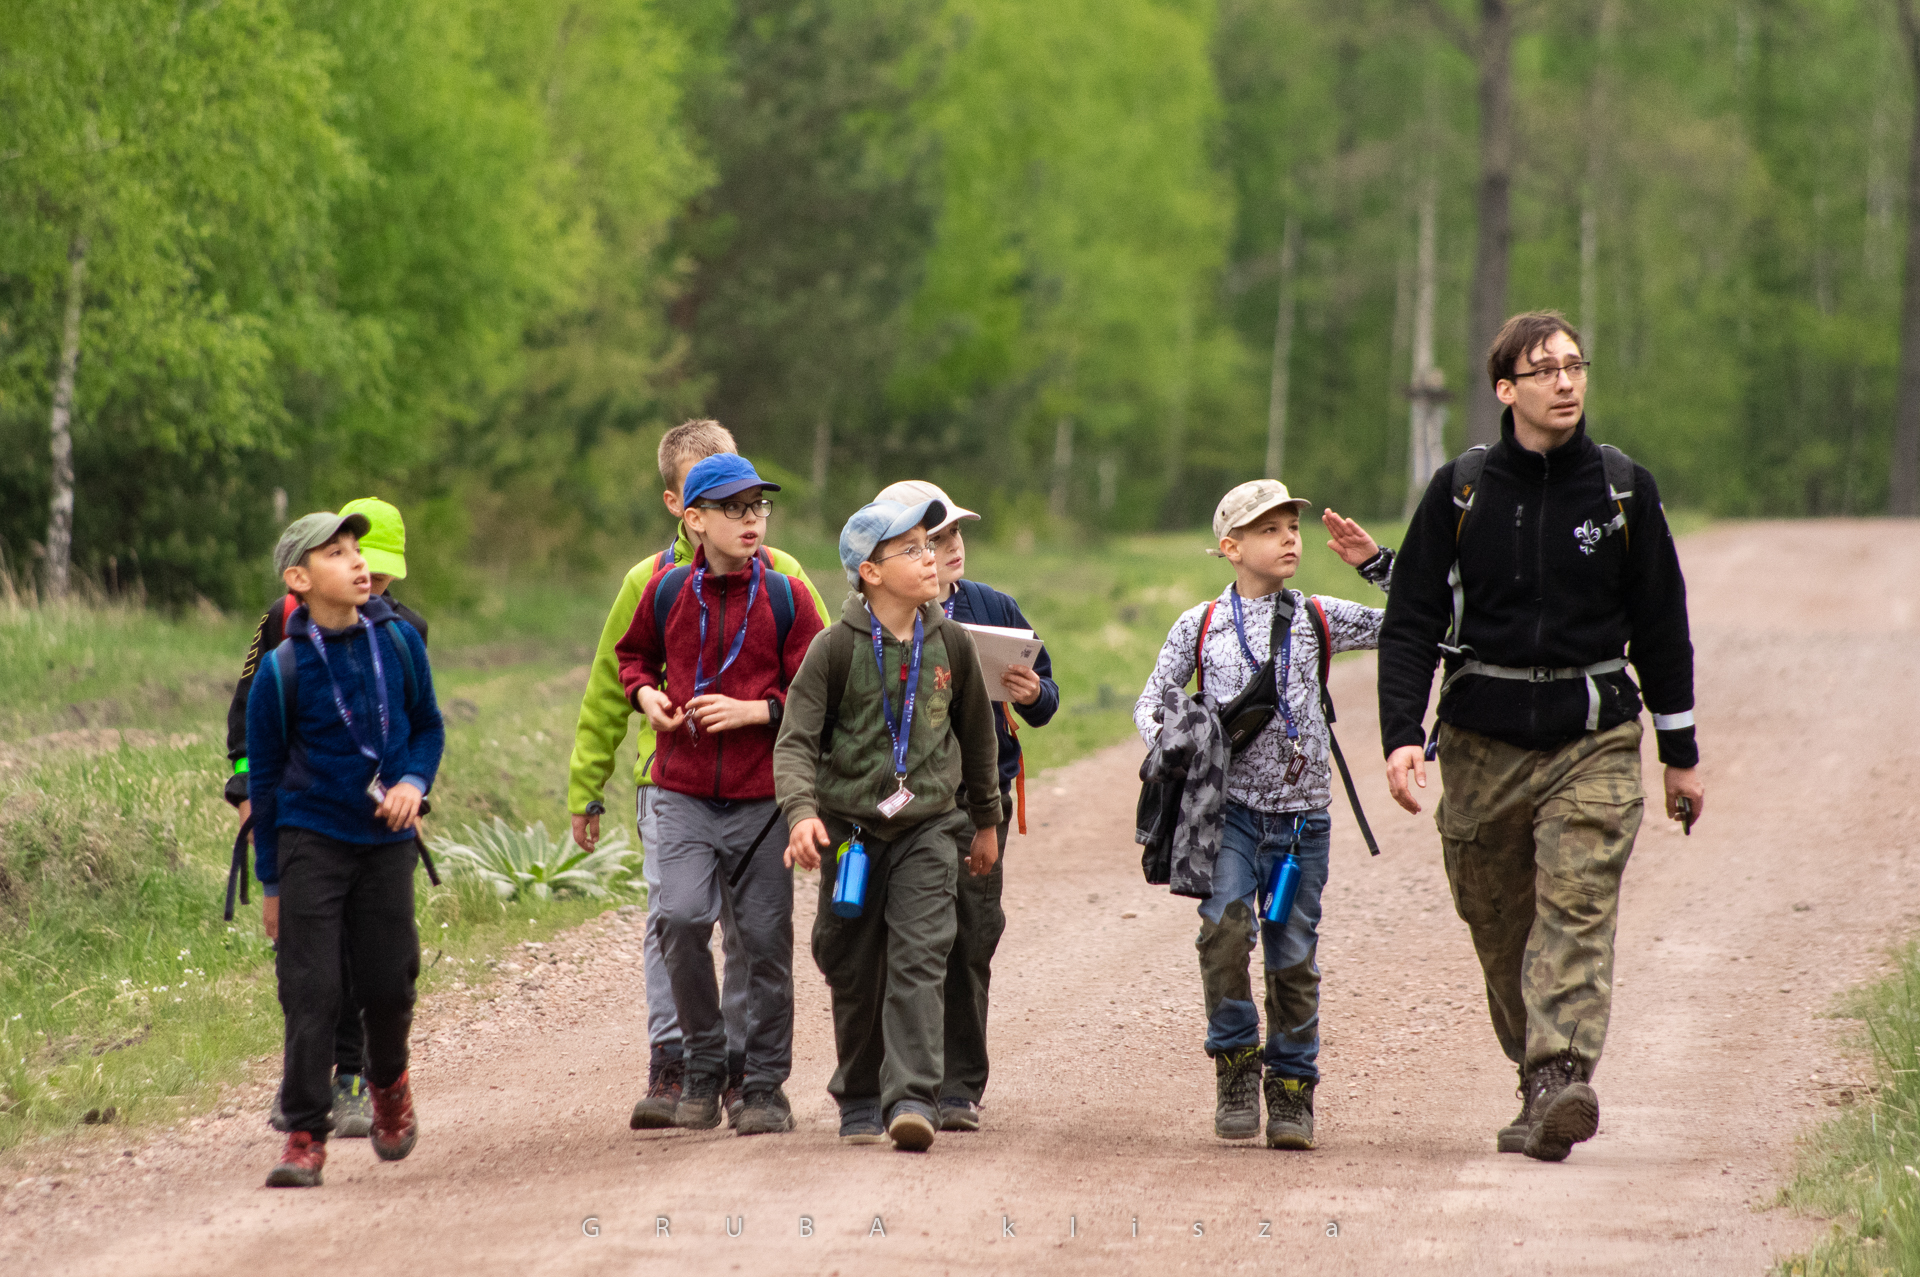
top-left (247, 511), bottom-right (445, 1188)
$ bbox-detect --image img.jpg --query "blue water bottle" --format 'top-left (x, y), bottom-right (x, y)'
top-left (1263, 851), bottom-right (1302, 927)
top-left (832, 833), bottom-right (869, 918)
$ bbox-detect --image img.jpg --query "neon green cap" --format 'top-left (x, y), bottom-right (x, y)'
top-left (339, 497), bottom-right (407, 579)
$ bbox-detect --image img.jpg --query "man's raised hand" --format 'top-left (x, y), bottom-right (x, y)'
top-left (1322, 508), bottom-right (1381, 567)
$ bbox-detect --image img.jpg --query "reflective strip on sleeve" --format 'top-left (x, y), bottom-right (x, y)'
top-left (1652, 710), bottom-right (1695, 731)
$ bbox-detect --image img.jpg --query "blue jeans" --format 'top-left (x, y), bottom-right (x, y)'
top-left (1196, 804), bottom-right (1330, 1082)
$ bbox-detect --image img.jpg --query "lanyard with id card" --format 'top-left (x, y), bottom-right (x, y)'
top-left (306, 617), bottom-right (391, 807)
top-left (869, 606), bottom-right (924, 819)
top-left (1225, 588), bottom-right (1307, 784)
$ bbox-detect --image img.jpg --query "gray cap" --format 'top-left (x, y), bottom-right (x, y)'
top-left (838, 498), bottom-right (946, 586)
top-left (1208, 480), bottom-right (1310, 556)
top-left (875, 479), bottom-right (979, 534)
top-left (274, 511), bottom-right (371, 576)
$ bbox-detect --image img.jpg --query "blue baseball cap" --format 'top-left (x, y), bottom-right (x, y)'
top-left (682, 453), bottom-right (781, 504)
top-left (838, 498), bottom-right (947, 585)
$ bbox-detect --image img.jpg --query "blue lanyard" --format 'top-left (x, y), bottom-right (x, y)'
top-left (305, 615), bottom-right (390, 765)
top-left (1228, 588), bottom-right (1298, 741)
top-left (691, 555), bottom-right (762, 696)
top-left (868, 606), bottom-right (925, 780)
top-left (941, 593), bottom-right (955, 619)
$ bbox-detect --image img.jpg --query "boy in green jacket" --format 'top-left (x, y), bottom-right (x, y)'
top-left (567, 420), bottom-right (830, 1127)
top-left (773, 497), bottom-right (1002, 1153)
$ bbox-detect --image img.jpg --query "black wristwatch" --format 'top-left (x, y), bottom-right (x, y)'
top-left (766, 697), bottom-right (784, 727)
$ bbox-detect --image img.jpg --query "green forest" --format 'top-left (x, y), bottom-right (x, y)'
top-left (1, 0), bottom-right (1913, 607)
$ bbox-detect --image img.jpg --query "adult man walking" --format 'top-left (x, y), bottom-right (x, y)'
top-left (1377, 311), bottom-right (1704, 1162)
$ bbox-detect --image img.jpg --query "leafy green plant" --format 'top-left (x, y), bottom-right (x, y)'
top-left (436, 819), bottom-right (639, 902)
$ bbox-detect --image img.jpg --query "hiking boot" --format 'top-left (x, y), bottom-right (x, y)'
top-left (368, 1070), bottom-right (418, 1162)
top-left (331, 1072), bottom-right (373, 1139)
top-left (265, 1131), bottom-right (326, 1188)
top-left (269, 1081), bottom-right (290, 1134)
top-left (1521, 1055), bottom-right (1599, 1163)
top-left (1264, 1074), bottom-right (1315, 1150)
top-left (1213, 1046), bottom-right (1262, 1140)
top-left (888, 1103), bottom-right (937, 1153)
top-left (735, 1085), bottom-right (795, 1136)
top-left (938, 1098), bottom-right (982, 1132)
top-left (839, 1098), bottom-right (887, 1145)
top-left (1497, 1073), bottom-right (1535, 1153)
top-left (674, 1069), bottom-right (724, 1130)
top-left (723, 1070), bottom-right (746, 1129)
top-left (630, 1054), bottom-right (685, 1130)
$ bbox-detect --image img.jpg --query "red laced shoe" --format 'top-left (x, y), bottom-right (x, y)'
top-left (266, 1130), bottom-right (326, 1187)
top-left (369, 1070), bottom-right (418, 1162)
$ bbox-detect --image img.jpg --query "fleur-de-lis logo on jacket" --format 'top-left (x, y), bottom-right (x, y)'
top-left (1573, 519), bottom-right (1603, 555)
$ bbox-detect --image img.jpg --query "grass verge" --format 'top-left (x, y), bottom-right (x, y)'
top-left (1777, 947), bottom-right (1920, 1275)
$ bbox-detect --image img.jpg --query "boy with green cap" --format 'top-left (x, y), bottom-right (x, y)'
top-left (223, 496), bottom-right (427, 1137)
top-left (567, 420), bottom-right (830, 1129)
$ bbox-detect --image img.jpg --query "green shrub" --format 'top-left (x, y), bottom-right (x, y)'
top-left (436, 819), bottom-right (639, 902)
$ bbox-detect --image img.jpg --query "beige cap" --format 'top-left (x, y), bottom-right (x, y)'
top-left (875, 479), bottom-right (980, 534)
top-left (1207, 479), bottom-right (1311, 556)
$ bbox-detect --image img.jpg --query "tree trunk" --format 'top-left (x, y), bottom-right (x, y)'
top-left (1162, 296), bottom-right (1194, 523)
top-left (1265, 215), bottom-right (1299, 481)
top-left (1406, 179), bottom-right (1449, 518)
top-left (1049, 417), bottom-right (1074, 521)
top-left (1580, 0), bottom-right (1618, 359)
top-left (1891, 0), bottom-right (1920, 515)
top-left (810, 415), bottom-right (831, 527)
top-left (1465, 0), bottom-right (1513, 448)
top-left (46, 234), bottom-right (86, 601)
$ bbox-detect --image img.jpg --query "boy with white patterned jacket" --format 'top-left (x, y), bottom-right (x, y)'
top-left (1134, 480), bottom-right (1391, 1150)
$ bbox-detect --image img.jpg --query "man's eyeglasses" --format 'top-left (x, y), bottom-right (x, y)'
top-left (872, 542), bottom-right (931, 565)
top-left (1512, 360), bottom-right (1591, 387)
top-left (692, 498), bottom-right (774, 521)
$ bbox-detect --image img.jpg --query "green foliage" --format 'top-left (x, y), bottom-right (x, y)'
top-left (438, 818), bottom-right (638, 901)
top-left (1779, 948), bottom-right (1920, 1276)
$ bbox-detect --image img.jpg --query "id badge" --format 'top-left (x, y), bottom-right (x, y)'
top-left (367, 777), bottom-right (388, 806)
top-left (1281, 743), bottom-right (1308, 786)
top-left (877, 785), bottom-right (914, 819)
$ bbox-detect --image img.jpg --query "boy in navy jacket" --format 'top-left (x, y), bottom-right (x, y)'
top-left (875, 480), bottom-right (1057, 1132)
top-left (247, 511), bottom-right (445, 1187)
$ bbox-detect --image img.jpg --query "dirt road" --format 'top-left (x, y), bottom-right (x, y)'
top-left (7, 519), bottom-right (1918, 1275)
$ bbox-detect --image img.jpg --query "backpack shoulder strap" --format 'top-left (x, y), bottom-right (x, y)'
top-left (1193, 600), bottom-right (1219, 695)
top-left (1450, 445), bottom-right (1491, 543)
top-left (765, 567), bottom-right (796, 651)
top-left (1306, 597), bottom-right (1334, 719)
top-left (1598, 443), bottom-right (1635, 549)
top-left (378, 617), bottom-right (418, 707)
top-left (819, 622), bottom-right (857, 755)
top-left (269, 638), bottom-right (299, 745)
top-left (651, 564), bottom-right (694, 637)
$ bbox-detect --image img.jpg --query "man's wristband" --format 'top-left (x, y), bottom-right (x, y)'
top-left (584, 800), bottom-right (606, 818)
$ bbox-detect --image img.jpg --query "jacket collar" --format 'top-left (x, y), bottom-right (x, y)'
top-left (839, 591), bottom-right (944, 635)
top-left (286, 593), bottom-right (392, 641)
top-left (1494, 406), bottom-right (1594, 480)
top-left (689, 544), bottom-right (759, 588)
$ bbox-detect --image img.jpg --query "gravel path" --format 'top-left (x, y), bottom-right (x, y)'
top-left (5, 519), bottom-right (1915, 1275)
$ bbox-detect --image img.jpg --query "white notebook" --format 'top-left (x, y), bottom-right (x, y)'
top-left (958, 623), bottom-right (1046, 703)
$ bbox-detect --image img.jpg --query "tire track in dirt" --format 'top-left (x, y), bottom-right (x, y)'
top-left (6, 519), bottom-right (1918, 1275)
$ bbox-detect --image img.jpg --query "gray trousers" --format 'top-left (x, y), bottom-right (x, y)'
top-left (639, 787), bottom-right (749, 1063)
top-left (648, 789), bottom-right (794, 1087)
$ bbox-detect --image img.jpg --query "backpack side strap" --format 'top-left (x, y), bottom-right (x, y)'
top-left (1306, 596), bottom-right (1379, 856)
top-left (269, 638), bottom-right (299, 744)
top-left (1598, 443), bottom-right (1635, 549)
top-left (1193, 600), bottom-right (1220, 696)
top-left (820, 622), bottom-right (857, 756)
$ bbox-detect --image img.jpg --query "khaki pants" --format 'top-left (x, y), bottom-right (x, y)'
top-left (1434, 720), bottom-right (1644, 1075)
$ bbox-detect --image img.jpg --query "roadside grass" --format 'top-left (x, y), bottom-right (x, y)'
top-left (1776, 948), bottom-right (1920, 1276)
top-left (0, 515), bottom-right (1401, 1156)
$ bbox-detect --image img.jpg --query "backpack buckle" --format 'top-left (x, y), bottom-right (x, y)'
top-left (1529, 666), bottom-right (1554, 683)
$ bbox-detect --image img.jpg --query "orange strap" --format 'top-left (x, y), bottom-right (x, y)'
top-left (1004, 701), bottom-right (1027, 835)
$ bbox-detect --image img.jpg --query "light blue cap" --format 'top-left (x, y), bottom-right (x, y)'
top-left (838, 498), bottom-right (947, 585)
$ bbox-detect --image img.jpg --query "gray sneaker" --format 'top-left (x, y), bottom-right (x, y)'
top-left (1214, 1047), bottom-right (1262, 1140)
top-left (1521, 1056), bottom-right (1598, 1163)
top-left (938, 1098), bottom-right (982, 1131)
top-left (1264, 1074), bottom-right (1315, 1150)
top-left (674, 1070), bottom-right (724, 1130)
top-left (331, 1073), bottom-right (373, 1139)
top-left (838, 1098), bottom-right (887, 1145)
top-left (735, 1085), bottom-right (795, 1136)
top-left (887, 1102), bottom-right (937, 1152)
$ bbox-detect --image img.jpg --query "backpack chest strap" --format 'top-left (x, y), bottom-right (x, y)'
top-left (1446, 656), bottom-right (1629, 732)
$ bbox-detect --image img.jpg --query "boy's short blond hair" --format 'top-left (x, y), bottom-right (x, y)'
top-left (657, 419), bottom-right (738, 488)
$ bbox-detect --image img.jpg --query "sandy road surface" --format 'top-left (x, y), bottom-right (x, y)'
top-left (6, 519), bottom-right (1920, 1275)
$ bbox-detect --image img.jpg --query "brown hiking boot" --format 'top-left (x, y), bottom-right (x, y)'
top-left (368, 1070), bottom-right (419, 1162)
top-left (1213, 1047), bottom-right (1262, 1140)
top-left (266, 1130), bottom-right (327, 1188)
top-left (1521, 1055), bottom-right (1598, 1163)
top-left (631, 1056), bottom-right (685, 1130)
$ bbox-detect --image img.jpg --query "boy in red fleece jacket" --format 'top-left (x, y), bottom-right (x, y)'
top-left (616, 454), bottom-right (823, 1136)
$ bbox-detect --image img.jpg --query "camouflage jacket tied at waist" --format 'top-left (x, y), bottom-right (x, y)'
top-left (1139, 684), bottom-right (1229, 899)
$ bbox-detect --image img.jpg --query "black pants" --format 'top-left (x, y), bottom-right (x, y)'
top-left (941, 811), bottom-right (1010, 1103)
top-left (331, 948), bottom-right (365, 1075)
top-left (276, 829), bottom-right (420, 1137)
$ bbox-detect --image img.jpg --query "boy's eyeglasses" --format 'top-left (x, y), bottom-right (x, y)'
top-left (692, 498), bottom-right (774, 521)
top-left (1512, 360), bottom-right (1590, 386)
top-left (871, 542), bottom-right (931, 565)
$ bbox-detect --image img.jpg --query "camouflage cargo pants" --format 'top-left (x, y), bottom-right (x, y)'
top-left (1434, 720), bottom-right (1644, 1075)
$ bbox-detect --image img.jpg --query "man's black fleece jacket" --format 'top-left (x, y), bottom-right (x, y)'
top-left (1378, 411), bottom-right (1698, 768)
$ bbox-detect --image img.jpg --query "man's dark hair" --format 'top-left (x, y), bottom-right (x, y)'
top-left (1486, 311), bottom-right (1583, 388)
